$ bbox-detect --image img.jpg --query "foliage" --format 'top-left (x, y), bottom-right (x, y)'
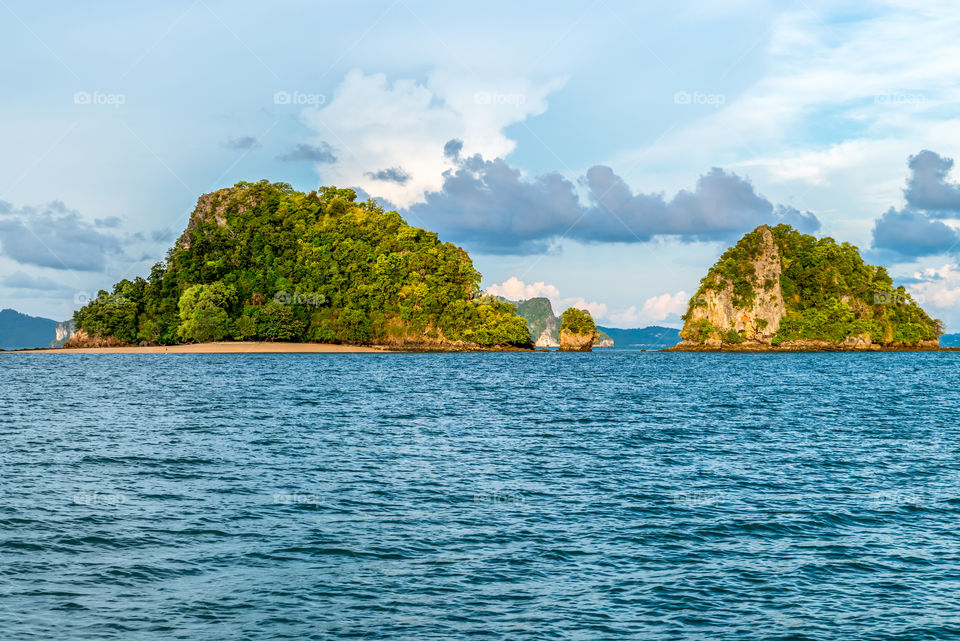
top-left (177, 282), bottom-right (236, 342)
top-left (439, 297), bottom-right (532, 346)
top-left (560, 307), bottom-right (596, 335)
top-left (73, 181), bottom-right (531, 347)
top-left (724, 329), bottom-right (744, 344)
top-left (680, 318), bottom-right (717, 343)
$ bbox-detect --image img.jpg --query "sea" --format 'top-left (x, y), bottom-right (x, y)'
top-left (2, 351), bottom-right (959, 640)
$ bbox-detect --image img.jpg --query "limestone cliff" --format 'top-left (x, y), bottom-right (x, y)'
top-left (684, 226), bottom-right (785, 346)
top-left (559, 307), bottom-right (599, 352)
top-left (50, 319), bottom-right (75, 347)
top-left (676, 224), bottom-right (943, 350)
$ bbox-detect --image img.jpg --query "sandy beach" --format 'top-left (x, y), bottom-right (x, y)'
top-left (10, 342), bottom-right (393, 354)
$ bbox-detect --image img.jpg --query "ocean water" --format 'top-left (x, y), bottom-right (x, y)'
top-left (2, 351), bottom-right (960, 640)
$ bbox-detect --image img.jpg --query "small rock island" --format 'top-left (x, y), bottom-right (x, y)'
top-left (559, 307), bottom-right (599, 352)
top-left (670, 224), bottom-right (944, 351)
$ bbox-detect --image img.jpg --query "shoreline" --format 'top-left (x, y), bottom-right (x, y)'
top-left (7, 341), bottom-right (546, 354)
top-left (664, 343), bottom-right (957, 353)
top-left (8, 341), bottom-right (394, 354)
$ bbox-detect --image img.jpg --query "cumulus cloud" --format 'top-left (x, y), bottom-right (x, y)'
top-left (94, 216), bottom-right (122, 229)
top-left (277, 142), bottom-right (336, 163)
top-left (869, 151), bottom-right (960, 259)
top-left (407, 149), bottom-right (821, 254)
top-left (871, 207), bottom-right (960, 258)
top-left (905, 264), bottom-right (960, 313)
top-left (560, 297), bottom-right (608, 320)
top-left (603, 291), bottom-right (688, 327)
top-left (300, 69), bottom-right (565, 207)
top-left (904, 150), bottom-right (960, 213)
top-left (364, 167), bottom-right (411, 185)
top-left (0, 201), bottom-right (126, 271)
top-left (485, 276), bottom-right (559, 301)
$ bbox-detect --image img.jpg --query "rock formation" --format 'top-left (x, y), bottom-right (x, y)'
top-left (558, 307), bottom-right (599, 352)
top-left (675, 224), bottom-right (943, 351)
top-left (684, 226), bottom-right (785, 345)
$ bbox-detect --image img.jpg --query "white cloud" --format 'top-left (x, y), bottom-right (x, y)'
top-left (642, 290), bottom-right (689, 320)
top-left (908, 263), bottom-right (960, 309)
top-left (560, 297), bottom-right (608, 320)
top-left (485, 276), bottom-right (560, 300)
top-left (301, 69), bottom-right (565, 207)
top-left (604, 291), bottom-right (688, 327)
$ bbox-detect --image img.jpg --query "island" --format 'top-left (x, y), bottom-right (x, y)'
top-left (668, 224), bottom-right (944, 351)
top-left (66, 182), bottom-right (535, 351)
top-left (558, 307), bottom-right (600, 352)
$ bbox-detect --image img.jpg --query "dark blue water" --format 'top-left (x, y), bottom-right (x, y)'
top-left (2, 352), bottom-right (960, 640)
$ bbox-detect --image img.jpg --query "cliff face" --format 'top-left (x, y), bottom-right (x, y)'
top-left (685, 226), bottom-right (785, 346)
top-left (677, 223), bottom-right (943, 350)
top-left (176, 187), bottom-right (259, 250)
top-left (50, 319), bottom-right (75, 347)
top-left (558, 307), bottom-right (599, 352)
top-left (559, 328), bottom-right (598, 351)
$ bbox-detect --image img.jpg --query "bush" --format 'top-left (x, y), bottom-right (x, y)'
top-left (560, 307), bottom-right (596, 335)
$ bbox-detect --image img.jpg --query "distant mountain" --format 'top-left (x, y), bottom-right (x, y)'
top-left (506, 297), bottom-right (613, 347)
top-left (0, 308), bottom-right (59, 350)
top-left (596, 325), bottom-right (680, 349)
top-left (940, 334), bottom-right (960, 348)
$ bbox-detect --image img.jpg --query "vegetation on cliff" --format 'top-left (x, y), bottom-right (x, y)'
top-left (73, 181), bottom-right (532, 348)
top-left (559, 307), bottom-right (599, 351)
top-left (560, 307), bottom-right (597, 335)
top-left (681, 224), bottom-right (943, 346)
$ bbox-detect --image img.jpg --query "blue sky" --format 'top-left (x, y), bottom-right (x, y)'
top-left (4, 0), bottom-right (960, 328)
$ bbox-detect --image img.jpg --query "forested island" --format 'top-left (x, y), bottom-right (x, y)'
top-left (69, 182), bottom-right (537, 350)
top-left (67, 181), bottom-right (602, 352)
top-left (672, 224), bottom-right (944, 351)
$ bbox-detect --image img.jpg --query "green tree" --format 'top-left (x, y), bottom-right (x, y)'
top-left (177, 282), bottom-right (236, 342)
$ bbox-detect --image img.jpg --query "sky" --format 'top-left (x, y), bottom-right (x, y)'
top-left (3, 0), bottom-right (960, 329)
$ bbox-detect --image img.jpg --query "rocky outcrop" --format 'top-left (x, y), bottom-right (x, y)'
top-left (675, 223), bottom-right (944, 351)
top-left (63, 329), bottom-right (131, 349)
top-left (177, 187), bottom-right (261, 250)
top-left (684, 226), bottom-right (785, 345)
top-left (534, 328), bottom-right (560, 348)
top-left (50, 320), bottom-right (75, 347)
top-left (559, 328), bottom-right (599, 351)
